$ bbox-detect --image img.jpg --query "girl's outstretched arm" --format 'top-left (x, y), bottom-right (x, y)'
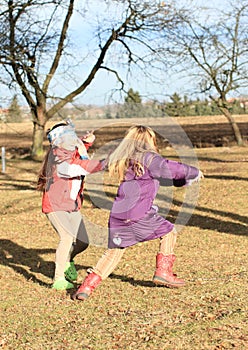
top-left (57, 158), bottom-right (104, 178)
top-left (146, 153), bottom-right (202, 186)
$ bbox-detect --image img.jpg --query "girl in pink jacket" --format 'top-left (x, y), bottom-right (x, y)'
top-left (37, 120), bottom-right (104, 290)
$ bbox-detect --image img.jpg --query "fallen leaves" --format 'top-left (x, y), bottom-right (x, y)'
top-left (1, 142), bottom-right (248, 349)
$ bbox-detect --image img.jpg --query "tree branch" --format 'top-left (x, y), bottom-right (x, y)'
top-left (47, 11), bottom-right (134, 118)
top-left (42, 0), bottom-right (74, 94)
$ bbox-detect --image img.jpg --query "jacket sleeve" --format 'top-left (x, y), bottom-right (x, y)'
top-left (146, 153), bottom-right (199, 187)
top-left (82, 141), bottom-right (93, 151)
top-left (57, 158), bottom-right (104, 178)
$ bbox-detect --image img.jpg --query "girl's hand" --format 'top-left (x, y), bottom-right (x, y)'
top-left (186, 170), bottom-right (204, 186)
top-left (199, 170), bottom-right (204, 180)
top-left (82, 130), bottom-right (95, 143)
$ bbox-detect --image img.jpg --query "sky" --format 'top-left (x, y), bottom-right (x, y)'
top-left (0, 0), bottom-right (243, 108)
top-left (64, 0), bottom-right (235, 106)
top-left (66, 0), bottom-right (228, 106)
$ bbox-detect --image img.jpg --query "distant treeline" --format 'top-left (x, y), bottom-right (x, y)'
top-left (98, 94), bottom-right (248, 120)
top-left (1, 91), bottom-right (248, 122)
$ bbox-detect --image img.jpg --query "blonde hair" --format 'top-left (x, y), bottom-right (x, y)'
top-left (108, 125), bottom-right (158, 182)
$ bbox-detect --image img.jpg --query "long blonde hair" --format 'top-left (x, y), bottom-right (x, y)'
top-left (108, 125), bottom-right (158, 182)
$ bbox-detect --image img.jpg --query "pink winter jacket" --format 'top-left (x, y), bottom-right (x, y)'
top-left (42, 146), bottom-right (104, 213)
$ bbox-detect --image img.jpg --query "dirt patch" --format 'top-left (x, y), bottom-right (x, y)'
top-left (0, 115), bottom-right (247, 157)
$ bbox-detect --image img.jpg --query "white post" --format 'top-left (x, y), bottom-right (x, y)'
top-left (1, 146), bottom-right (6, 173)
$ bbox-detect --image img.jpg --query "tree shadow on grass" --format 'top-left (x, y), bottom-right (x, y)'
top-left (71, 264), bottom-right (165, 291)
top-left (0, 239), bottom-right (54, 288)
top-left (109, 273), bottom-right (158, 288)
top-left (0, 173), bottom-right (37, 191)
top-left (204, 174), bottom-right (248, 181)
top-left (82, 188), bottom-right (248, 237)
top-left (182, 155), bottom-right (248, 164)
top-left (158, 206), bottom-right (248, 237)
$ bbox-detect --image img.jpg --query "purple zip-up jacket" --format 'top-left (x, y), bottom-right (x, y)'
top-left (110, 152), bottom-right (199, 221)
top-left (108, 151), bottom-right (199, 248)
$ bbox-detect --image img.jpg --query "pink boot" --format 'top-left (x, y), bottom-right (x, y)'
top-left (153, 253), bottom-right (185, 288)
top-left (72, 272), bottom-right (102, 301)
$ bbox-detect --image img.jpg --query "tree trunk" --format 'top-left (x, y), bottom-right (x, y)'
top-left (220, 107), bottom-right (244, 146)
top-left (31, 122), bottom-right (45, 159)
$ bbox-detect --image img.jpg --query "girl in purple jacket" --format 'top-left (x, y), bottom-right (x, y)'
top-left (73, 125), bottom-right (203, 300)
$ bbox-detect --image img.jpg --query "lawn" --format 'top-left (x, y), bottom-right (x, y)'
top-left (0, 119), bottom-right (247, 349)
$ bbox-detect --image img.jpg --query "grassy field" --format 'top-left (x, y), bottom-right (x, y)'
top-left (0, 118), bottom-right (248, 349)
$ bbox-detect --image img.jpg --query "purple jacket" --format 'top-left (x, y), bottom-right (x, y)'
top-left (110, 152), bottom-right (199, 222)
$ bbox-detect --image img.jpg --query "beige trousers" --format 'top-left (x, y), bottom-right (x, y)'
top-left (47, 211), bottom-right (89, 280)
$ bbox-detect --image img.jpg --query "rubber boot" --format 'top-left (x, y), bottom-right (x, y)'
top-left (72, 272), bottom-right (102, 301)
top-left (64, 261), bottom-right (78, 282)
top-left (153, 253), bottom-right (185, 288)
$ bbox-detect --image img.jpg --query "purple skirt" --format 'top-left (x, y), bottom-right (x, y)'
top-left (108, 206), bottom-right (174, 248)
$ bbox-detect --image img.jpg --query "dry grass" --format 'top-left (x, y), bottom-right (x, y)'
top-left (0, 120), bottom-right (248, 349)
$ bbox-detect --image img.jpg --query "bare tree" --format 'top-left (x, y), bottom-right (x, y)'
top-left (0, 0), bottom-right (181, 157)
top-left (162, 1), bottom-right (248, 145)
